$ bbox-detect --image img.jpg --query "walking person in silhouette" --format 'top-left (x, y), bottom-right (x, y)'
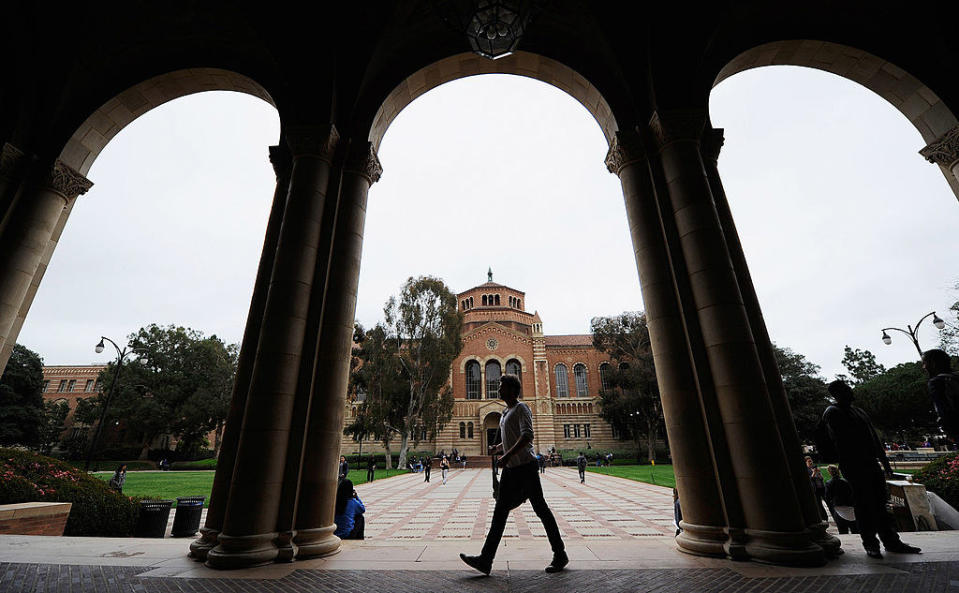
top-left (577, 451), bottom-right (587, 484)
top-left (822, 380), bottom-right (920, 558)
top-left (423, 455), bottom-right (432, 482)
top-left (461, 374), bottom-right (567, 575)
top-left (366, 455), bottom-right (375, 483)
top-left (922, 349), bottom-right (959, 440)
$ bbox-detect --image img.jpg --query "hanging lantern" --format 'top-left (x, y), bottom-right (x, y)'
top-left (435, 0), bottom-right (539, 60)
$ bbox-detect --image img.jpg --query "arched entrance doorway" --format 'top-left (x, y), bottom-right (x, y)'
top-left (482, 411), bottom-right (502, 453)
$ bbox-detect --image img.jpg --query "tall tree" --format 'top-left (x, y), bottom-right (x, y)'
top-left (0, 344), bottom-right (45, 447)
top-left (384, 276), bottom-right (462, 465)
top-left (84, 325), bottom-right (237, 459)
top-left (772, 344), bottom-right (830, 443)
top-left (591, 312), bottom-right (663, 462)
top-left (39, 399), bottom-right (70, 454)
top-left (854, 361), bottom-right (939, 442)
top-left (839, 346), bottom-right (886, 385)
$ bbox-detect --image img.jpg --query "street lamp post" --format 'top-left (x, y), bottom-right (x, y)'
top-left (881, 311), bottom-right (946, 358)
top-left (84, 336), bottom-right (133, 472)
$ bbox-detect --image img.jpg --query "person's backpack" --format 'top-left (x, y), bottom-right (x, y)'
top-left (815, 407), bottom-right (840, 464)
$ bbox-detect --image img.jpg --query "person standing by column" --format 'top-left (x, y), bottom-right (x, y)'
top-left (460, 374), bottom-right (567, 575)
top-left (922, 349), bottom-right (959, 440)
top-left (805, 456), bottom-right (828, 520)
top-left (576, 452), bottom-right (587, 484)
top-left (440, 455), bottom-right (450, 485)
top-left (424, 455), bottom-right (432, 483)
top-left (366, 456), bottom-right (375, 483)
top-left (823, 381), bottom-right (920, 558)
top-left (338, 456), bottom-right (349, 481)
top-left (824, 465), bottom-right (857, 534)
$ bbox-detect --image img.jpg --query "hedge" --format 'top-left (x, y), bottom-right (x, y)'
top-left (913, 452), bottom-right (959, 511)
top-left (0, 448), bottom-right (139, 536)
top-left (170, 458), bottom-right (217, 470)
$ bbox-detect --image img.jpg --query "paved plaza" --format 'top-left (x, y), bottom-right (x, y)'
top-left (2, 468), bottom-right (959, 592)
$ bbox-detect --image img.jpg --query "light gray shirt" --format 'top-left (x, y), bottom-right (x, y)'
top-left (499, 401), bottom-right (536, 468)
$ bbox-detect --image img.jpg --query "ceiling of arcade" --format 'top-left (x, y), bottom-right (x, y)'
top-left (3, 3), bottom-right (959, 171)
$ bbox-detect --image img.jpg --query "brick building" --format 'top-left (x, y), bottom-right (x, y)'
top-left (40, 364), bottom-right (105, 442)
top-left (342, 274), bottom-right (624, 457)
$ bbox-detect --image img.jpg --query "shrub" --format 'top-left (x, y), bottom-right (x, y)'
top-left (170, 458), bottom-right (217, 470)
top-left (913, 452), bottom-right (959, 511)
top-left (0, 447), bottom-right (139, 536)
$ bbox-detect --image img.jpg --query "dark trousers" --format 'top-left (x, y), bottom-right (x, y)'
top-left (367, 468), bottom-right (374, 482)
top-left (826, 504), bottom-right (858, 534)
top-left (578, 467), bottom-right (585, 483)
top-left (344, 514), bottom-right (365, 540)
top-left (424, 466), bottom-right (431, 482)
top-left (842, 463), bottom-right (900, 550)
top-left (481, 460), bottom-right (564, 560)
top-left (814, 488), bottom-right (828, 520)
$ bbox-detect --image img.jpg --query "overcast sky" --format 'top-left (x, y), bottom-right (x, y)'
top-left (17, 66), bottom-right (959, 379)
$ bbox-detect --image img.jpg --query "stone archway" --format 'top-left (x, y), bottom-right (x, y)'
top-left (0, 68), bottom-right (277, 374)
top-left (713, 40), bottom-right (959, 199)
top-left (482, 411), bottom-right (502, 453)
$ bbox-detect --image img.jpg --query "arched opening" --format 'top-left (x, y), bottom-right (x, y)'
top-left (505, 358), bottom-right (522, 381)
top-left (573, 363), bottom-right (588, 397)
top-left (465, 360), bottom-right (482, 400)
top-left (485, 360), bottom-right (501, 399)
top-left (482, 411), bottom-right (502, 452)
top-left (709, 43), bottom-right (959, 376)
top-left (554, 363), bottom-right (569, 398)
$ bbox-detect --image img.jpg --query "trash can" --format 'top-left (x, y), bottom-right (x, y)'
top-left (134, 500), bottom-right (173, 538)
top-left (171, 496), bottom-right (206, 537)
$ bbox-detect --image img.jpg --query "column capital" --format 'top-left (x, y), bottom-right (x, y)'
top-left (649, 110), bottom-right (707, 149)
top-left (604, 130), bottom-right (646, 176)
top-left (39, 161), bottom-right (93, 199)
top-left (345, 142), bottom-right (383, 184)
top-left (286, 124), bottom-right (340, 162)
top-left (701, 128), bottom-right (725, 165)
top-left (0, 143), bottom-right (28, 180)
top-left (919, 124), bottom-right (959, 168)
top-left (268, 144), bottom-right (292, 180)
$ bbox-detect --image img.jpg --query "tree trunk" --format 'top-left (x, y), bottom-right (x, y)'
top-left (397, 429), bottom-right (410, 470)
top-left (138, 441), bottom-right (151, 460)
top-left (213, 421), bottom-right (224, 457)
top-left (647, 424), bottom-right (658, 463)
top-left (383, 439), bottom-right (393, 469)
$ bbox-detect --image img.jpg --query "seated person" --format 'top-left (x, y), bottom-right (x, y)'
top-left (333, 479), bottom-right (365, 540)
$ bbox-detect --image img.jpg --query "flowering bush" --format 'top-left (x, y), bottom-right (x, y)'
top-left (913, 452), bottom-right (959, 511)
top-left (0, 448), bottom-right (138, 536)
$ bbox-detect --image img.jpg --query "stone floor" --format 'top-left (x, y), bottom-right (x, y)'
top-left (2, 468), bottom-right (958, 592)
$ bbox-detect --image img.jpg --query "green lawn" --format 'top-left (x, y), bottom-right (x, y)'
top-left (93, 468), bottom-right (408, 506)
top-left (585, 464), bottom-right (676, 488)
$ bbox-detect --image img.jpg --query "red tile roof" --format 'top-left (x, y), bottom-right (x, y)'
top-left (544, 334), bottom-right (593, 347)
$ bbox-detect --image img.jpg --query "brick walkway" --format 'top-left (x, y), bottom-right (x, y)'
top-left (3, 468), bottom-right (959, 592)
top-left (4, 562), bottom-right (959, 592)
top-left (360, 467), bottom-right (675, 541)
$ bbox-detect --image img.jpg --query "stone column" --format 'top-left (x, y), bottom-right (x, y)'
top-left (0, 160), bottom-right (92, 371)
top-left (605, 130), bottom-right (728, 557)
top-left (0, 143), bottom-right (29, 236)
top-left (190, 144), bottom-right (292, 561)
top-left (700, 128), bottom-right (841, 557)
top-left (920, 125), bottom-right (959, 192)
top-left (650, 110), bottom-right (823, 566)
top-left (206, 126), bottom-right (339, 570)
top-left (295, 139), bottom-right (381, 558)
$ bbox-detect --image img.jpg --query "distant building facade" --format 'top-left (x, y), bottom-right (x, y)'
top-left (342, 275), bottom-right (625, 457)
top-left (41, 364), bottom-right (105, 442)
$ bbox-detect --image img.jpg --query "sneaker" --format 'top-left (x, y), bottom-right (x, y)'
top-left (865, 547), bottom-right (883, 559)
top-left (460, 553), bottom-right (492, 575)
top-left (885, 542), bottom-right (921, 554)
top-left (545, 550), bottom-right (569, 573)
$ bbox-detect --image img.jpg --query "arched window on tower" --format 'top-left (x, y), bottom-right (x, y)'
top-left (467, 422), bottom-right (474, 439)
top-left (494, 294), bottom-right (500, 305)
top-left (482, 295), bottom-right (488, 306)
top-left (466, 361), bottom-right (481, 400)
top-left (574, 363), bottom-right (588, 397)
top-left (459, 422), bottom-right (466, 439)
top-left (599, 363), bottom-right (611, 393)
top-left (486, 360), bottom-right (501, 398)
top-left (506, 359), bottom-right (522, 382)
top-left (517, 299), bottom-right (521, 309)
top-left (555, 364), bottom-right (569, 398)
